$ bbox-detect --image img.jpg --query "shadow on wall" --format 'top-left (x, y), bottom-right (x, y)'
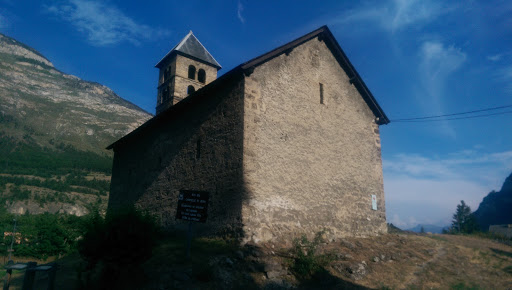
top-left (108, 75), bottom-right (250, 240)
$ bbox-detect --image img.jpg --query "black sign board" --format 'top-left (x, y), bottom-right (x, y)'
top-left (176, 190), bottom-right (209, 223)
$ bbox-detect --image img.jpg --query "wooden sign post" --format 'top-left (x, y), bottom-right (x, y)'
top-left (176, 190), bottom-right (209, 259)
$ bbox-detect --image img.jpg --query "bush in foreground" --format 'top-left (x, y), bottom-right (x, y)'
top-left (77, 206), bottom-right (160, 288)
top-left (291, 231), bottom-right (333, 279)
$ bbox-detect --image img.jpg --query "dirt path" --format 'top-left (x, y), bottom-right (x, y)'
top-left (401, 240), bottom-right (447, 287)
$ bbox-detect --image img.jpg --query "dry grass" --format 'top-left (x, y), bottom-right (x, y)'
top-left (2, 233), bottom-right (512, 289)
top-left (327, 233), bottom-right (512, 289)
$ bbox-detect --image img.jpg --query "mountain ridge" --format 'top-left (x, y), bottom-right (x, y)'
top-left (406, 224), bottom-right (449, 234)
top-left (0, 32), bottom-right (152, 156)
top-left (473, 172), bottom-right (512, 231)
top-left (0, 32), bottom-right (152, 215)
top-left (0, 33), bottom-right (53, 67)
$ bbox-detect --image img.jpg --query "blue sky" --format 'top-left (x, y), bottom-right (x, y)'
top-left (1, 0), bottom-right (511, 229)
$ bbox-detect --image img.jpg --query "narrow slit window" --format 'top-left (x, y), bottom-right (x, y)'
top-left (196, 139), bottom-right (201, 159)
top-left (319, 83), bottom-right (324, 104)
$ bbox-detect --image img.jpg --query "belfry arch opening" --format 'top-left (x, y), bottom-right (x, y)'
top-left (198, 69), bottom-right (206, 83)
top-left (187, 85), bottom-right (195, 95)
top-left (188, 65), bottom-right (196, 79)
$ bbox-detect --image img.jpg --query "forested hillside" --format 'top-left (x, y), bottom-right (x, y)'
top-left (0, 33), bottom-right (152, 216)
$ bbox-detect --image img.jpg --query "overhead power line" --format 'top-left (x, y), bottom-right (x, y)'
top-left (391, 104), bottom-right (512, 123)
top-left (392, 110), bottom-right (512, 123)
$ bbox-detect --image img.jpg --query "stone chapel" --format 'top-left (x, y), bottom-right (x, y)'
top-left (107, 26), bottom-right (390, 244)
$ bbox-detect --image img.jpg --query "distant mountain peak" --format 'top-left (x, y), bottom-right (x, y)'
top-left (500, 172), bottom-right (512, 193)
top-left (473, 172), bottom-right (512, 231)
top-left (406, 224), bottom-right (449, 234)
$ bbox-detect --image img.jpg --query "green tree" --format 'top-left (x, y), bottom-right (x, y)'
top-left (420, 226), bottom-right (425, 233)
top-left (451, 200), bottom-right (479, 234)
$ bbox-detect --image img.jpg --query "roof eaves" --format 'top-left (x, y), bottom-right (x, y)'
top-left (174, 51), bottom-right (222, 69)
top-left (155, 48), bottom-right (176, 68)
top-left (188, 33), bottom-right (222, 69)
top-left (106, 66), bottom-right (244, 150)
top-left (111, 26), bottom-right (390, 151)
top-left (321, 28), bottom-right (390, 124)
top-left (241, 26), bottom-right (327, 70)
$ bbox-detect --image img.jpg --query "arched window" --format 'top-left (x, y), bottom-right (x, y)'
top-left (187, 85), bottom-right (195, 96)
top-left (198, 69), bottom-right (206, 83)
top-left (188, 65), bottom-right (196, 80)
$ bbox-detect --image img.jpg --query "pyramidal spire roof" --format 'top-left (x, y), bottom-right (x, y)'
top-left (155, 31), bottom-right (221, 69)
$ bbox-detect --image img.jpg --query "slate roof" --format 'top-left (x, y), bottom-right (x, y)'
top-left (155, 31), bottom-right (221, 69)
top-left (108, 26), bottom-right (389, 150)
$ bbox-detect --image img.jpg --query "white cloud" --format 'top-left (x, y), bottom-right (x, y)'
top-left (237, 1), bottom-right (245, 24)
top-left (333, 0), bottom-right (452, 32)
top-left (420, 41), bottom-right (467, 79)
top-left (390, 0), bottom-right (445, 31)
top-left (417, 41), bottom-right (467, 137)
top-left (421, 41), bottom-right (465, 69)
top-left (487, 54), bottom-right (503, 62)
top-left (384, 149), bottom-right (512, 229)
top-left (45, 0), bottom-right (169, 46)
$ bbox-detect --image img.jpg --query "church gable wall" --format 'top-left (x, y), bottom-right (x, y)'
top-left (241, 37), bottom-right (386, 244)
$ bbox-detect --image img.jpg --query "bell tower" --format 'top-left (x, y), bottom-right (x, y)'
top-left (155, 31), bottom-right (221, 115)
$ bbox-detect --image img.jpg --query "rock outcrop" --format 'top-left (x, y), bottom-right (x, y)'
top-left (473, 172), bottom-right (512, 231)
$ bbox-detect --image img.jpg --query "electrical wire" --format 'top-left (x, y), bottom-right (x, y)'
top-left (390, 104), bottom-right (512, 122)
top-left (392, 110), bottom-right (512, 122)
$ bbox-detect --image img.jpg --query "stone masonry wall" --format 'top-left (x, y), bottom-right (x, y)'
top-left (158, 55), bottom-right (177, 86)
top-left (489, 225), bottom-right (512, 238)
top-left (110, 36), bottom-right (387, 243)
top-left (109, 75), bottom-right (246, 235)
top-left (241, 37), bottom-right (387, 244)
top-left (157, 55), bottom-right (218, 113)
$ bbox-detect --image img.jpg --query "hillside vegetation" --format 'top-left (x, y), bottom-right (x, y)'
top-left (0, 33), bottom-right (150, 156)
top-left (0, 33), bottom-right (152, 215)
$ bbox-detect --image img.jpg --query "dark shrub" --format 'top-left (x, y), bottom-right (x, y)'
top-left (79, 206), bottom-right (159, 268)
top-left (78, 206), bottom-right (160, 288)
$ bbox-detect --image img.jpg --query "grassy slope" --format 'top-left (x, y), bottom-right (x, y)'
top-left (4, 233), bottom-right (511, 289)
